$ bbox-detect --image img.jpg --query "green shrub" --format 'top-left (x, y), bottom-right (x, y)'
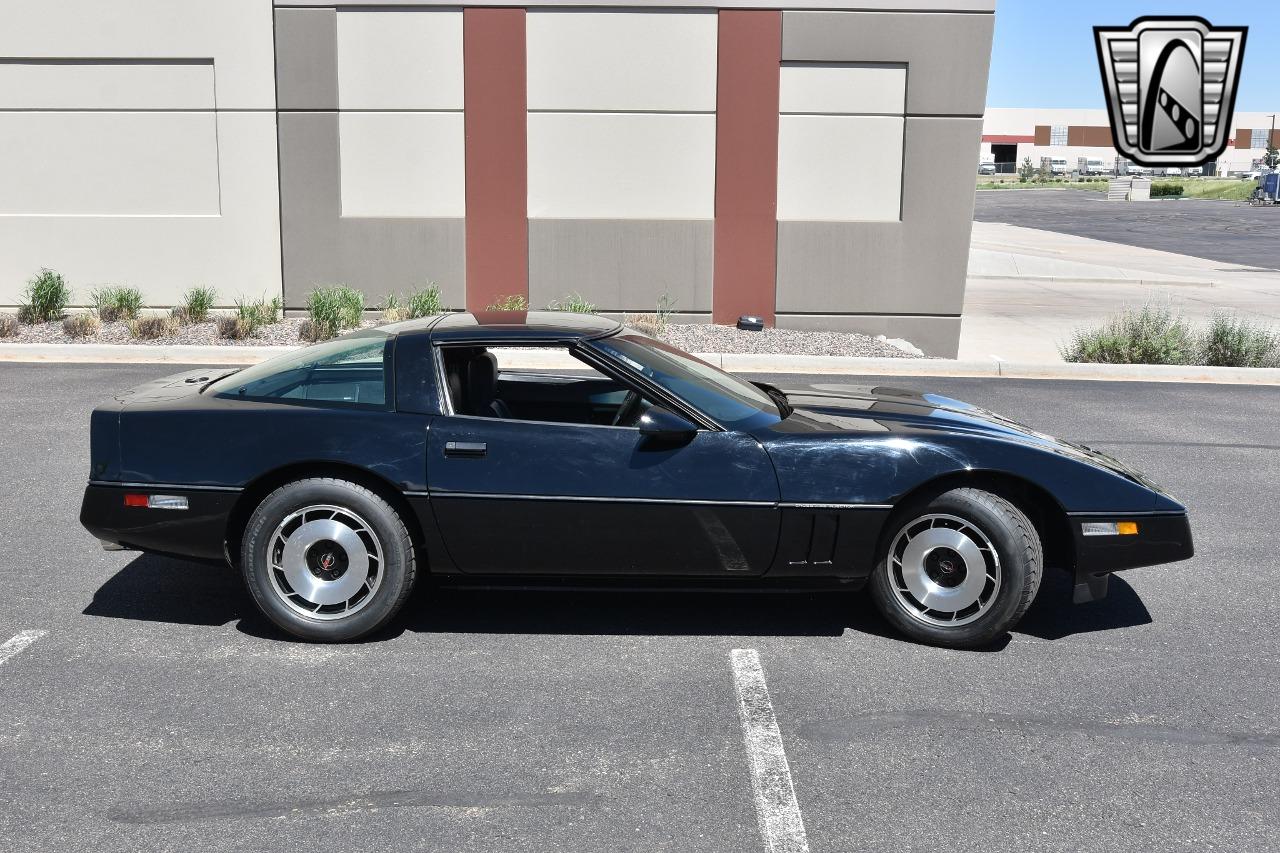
top-left (486, 294), bottom-right (529, 311)
top-left (380, 294), bottom-right (409, 324)
top-left (305, 285), bottom-right (365, 341)
top-left (63, 313), bottom-right (100, 338)
top-left (232, 294), bottom-right (283, 336)
top-left (1152, 183), bottom-right (1184, 197)
top-left (406, 283), bottom-right (445, 318)
top-left (1198, 313), bottom-right (1280, 367)
top-left (178, 285), bottom-right (217, 324)
top-left (91, 285), bottom-right (144, 322)
top-left (547, 292), bottom-right (597, 314)
top-left (625, 292), bottom-right (678, 339)
top-left (128, 315), bottom-right (178, 340)
top-left (19, 268), bottom-right (71, 323)
top-left (0, 313), bottom-right (18, 338)
top-left (1060, 305), bottom-right (1197, 365)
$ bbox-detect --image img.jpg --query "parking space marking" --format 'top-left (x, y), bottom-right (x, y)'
top-left (0, 630), bottom-right (47, 667)
top-left (730, 649), bottom-right (810, 853)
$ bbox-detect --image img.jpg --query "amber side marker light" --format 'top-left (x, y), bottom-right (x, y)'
top-left (1082, 521), bottom-right (1139, 536)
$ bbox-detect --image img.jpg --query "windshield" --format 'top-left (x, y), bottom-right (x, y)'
top-left (206, 330), bottom-right (391, 408)
top-left (589, 332), bottom-right (783, 430)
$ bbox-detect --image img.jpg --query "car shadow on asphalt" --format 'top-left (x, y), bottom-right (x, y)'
top-left (83, 554), bottom-right (1152, 649)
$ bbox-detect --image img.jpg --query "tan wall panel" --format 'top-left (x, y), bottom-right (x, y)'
top-left (528, 219), bottom-right (711, 312)
top-left (0, 112), bottom-right (280, 306)
top-left (775, 116), bottom-right (981, 318)
top-left (336, 9), bottom-right (464, 110)
top-left (338, 112), bottom-right (466, 217)
top-left (0, 59), bottom-right (214, 109)
top-left (781, 10), bottom-right (993, 116)
top-left (526, 10), bottom-right (717, 111)
top-left (779, 63), bottom-right (905, 115)
top-left (777, 115), bottom-right (904, 221)
top-left (0, 0), bottom-right (275, 109)
top-left (527, 113), bottom-right (715, 218)
top-left (0, 112), bottom-right (220, 215)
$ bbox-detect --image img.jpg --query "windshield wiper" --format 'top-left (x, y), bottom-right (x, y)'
top-left (199, 368), bottom-right (242, 393)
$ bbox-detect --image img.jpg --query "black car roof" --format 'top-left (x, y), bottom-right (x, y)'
top-left (388, 310), bottom-right (623, 344)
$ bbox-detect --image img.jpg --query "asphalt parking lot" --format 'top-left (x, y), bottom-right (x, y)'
top-left (974, 188), bottom-right (1280, 270)
top-left (2, 362), bottom-right (1277, 852)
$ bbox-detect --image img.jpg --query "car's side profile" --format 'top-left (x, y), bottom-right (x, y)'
top-left (80, 311), bottom-right (1193, 647)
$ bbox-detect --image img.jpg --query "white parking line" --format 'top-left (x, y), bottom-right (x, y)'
top-left (730, 649), bottom-right (810, 853)
top-left (0, 630), bottom-right (47, 667)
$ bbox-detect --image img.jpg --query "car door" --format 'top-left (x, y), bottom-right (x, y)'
top-left (426, 413), bottom-right (781, 576)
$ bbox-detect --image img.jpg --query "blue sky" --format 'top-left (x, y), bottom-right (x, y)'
top-left (988, 1), bottom-right (1275, 110)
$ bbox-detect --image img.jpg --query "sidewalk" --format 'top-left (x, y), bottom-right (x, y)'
top-left (961, 222), bottom-right (1280, 361)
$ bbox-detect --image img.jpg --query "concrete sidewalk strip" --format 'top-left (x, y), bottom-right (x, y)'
top-left (3, 341), bottom-right (1279, 384)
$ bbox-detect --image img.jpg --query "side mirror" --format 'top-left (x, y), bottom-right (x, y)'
top-left (637, 406), bottom-right (697, 442)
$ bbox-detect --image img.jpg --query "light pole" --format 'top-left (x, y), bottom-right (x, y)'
top-left (1269, 114), bottom-right (1277, 169)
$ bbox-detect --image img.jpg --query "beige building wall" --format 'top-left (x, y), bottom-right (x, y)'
top-left (0, 0), bottom-right (281, 308)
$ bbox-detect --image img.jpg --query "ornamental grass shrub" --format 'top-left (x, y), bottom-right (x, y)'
top-left (91, 285), bottom-right (144, 322)
top-left (128, 315), bottom-right (178, 340)
top-left (176, 285), bottom-right (218, 324)
top-left (1199, 312), bottom-right (1280, 367)
top-left (1061, 306), bottom-right (1280, 367)
top-left (63, 313), bottom-right (100, 338)
top-left (305, 285), bottom-right (365, 341)
top-left (547, 292), bottom-right (597, 314)
top-left (485, 294), bottom-right (528, 311)
top-left (19, 268), bottom-right (71, 323)
top-left (1060, 305), bottom-right (1197, 365)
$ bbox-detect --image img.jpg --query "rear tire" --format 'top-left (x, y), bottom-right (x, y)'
top-left (870, 488), bottom-right (1042, 648)
top-left (241, 478), bottom-right (416, 642)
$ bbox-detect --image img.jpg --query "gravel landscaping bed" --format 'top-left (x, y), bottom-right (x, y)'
top-left (0, 316), bottom-right (377, 347)
top-left (659, 323), bottom-right (925, 358)
top-left (0, 312), bottom-right (925, 358)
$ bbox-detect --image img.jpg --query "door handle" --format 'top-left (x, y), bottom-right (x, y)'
top-left (444, 441), bottom-right (487, 458)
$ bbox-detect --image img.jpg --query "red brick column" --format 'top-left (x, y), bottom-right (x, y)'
top-left (464, 8), bottom-right (528, 312)
top-left (712, 10), bottom-right (781, 326)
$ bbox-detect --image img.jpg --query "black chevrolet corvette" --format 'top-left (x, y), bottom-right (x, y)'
top-left (80, 311), bottom-right (1192, 647)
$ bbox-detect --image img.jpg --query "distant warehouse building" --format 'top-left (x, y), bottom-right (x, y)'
top-left (0, 0), bottom-right (996, 356)
top-left (982, 108), bottom-right (1280, 174)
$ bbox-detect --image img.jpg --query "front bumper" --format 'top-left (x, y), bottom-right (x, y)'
top-left (1069, 512), bottom-right (1194, 603)
top-left (80, 483), bottom-right (238, 562)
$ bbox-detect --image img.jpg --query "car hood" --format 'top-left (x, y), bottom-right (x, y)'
top-left (112, 368), bottom-right (236, 404)
top-left (774, 384), bottom-right (1158, 488)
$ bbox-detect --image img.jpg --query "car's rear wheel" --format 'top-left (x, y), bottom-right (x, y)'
top-left (241, 478), bottom-right (416, 641)
top-left (870, 487), bottom-right (1042, 648)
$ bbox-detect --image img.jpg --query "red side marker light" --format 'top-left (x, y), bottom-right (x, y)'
top-left (124, 494), bottom-right (149, 507)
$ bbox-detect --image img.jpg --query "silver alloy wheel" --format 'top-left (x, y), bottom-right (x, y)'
top-left (886, 513), bottom-right (1001, 627)
top-left (267, 504), bottom-right (384, 620)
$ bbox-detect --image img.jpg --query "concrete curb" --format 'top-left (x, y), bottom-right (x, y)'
top-left (1, 342), bottom-right (1278, 385)
top-left (968, 274), bottom-right (1218, 288)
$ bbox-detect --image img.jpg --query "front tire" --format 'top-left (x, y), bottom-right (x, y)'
top-left (241, 478), bottom-right (417, 641)
top-left (870, 488), bottom-right (1042, 648)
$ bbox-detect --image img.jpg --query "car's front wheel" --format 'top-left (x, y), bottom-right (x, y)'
top-left (870, 487), bottom-right (1042, 648)
top-left (241, 478), bottom-right (417, 641)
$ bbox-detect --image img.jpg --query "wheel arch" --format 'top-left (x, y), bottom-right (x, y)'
top-left (888, 470), bottom-right (1075, 573)
top-left (223, 461), bottom-right (428, 570)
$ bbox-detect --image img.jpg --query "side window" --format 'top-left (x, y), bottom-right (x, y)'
top-left (439, 344), bottom-right (652, 426)
top-left (209, 333), bottom-right (391, 409)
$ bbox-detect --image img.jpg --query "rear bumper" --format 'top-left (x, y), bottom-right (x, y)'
top-left (80, 483), bottom-right (238, 562)
top-left (1069, 512), bottom-right (1193, 603)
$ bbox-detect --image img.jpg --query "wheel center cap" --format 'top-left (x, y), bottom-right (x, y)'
top-left (925, 547), bottom-right (967, 588)
top-left (306, 540), bottom-right (349, 581)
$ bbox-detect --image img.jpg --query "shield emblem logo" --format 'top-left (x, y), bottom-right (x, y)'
top-left (1095, 17), bottom-right (1247, 167)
